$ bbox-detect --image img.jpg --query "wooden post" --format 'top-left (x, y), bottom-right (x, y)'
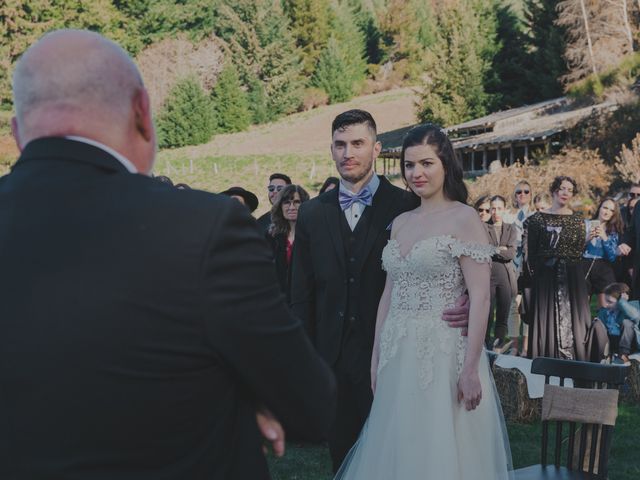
top-left (496, 146), bottom-right (502, 166)
top-left (482, 148), bottom-right (488, 171)
top-left (524, 143), bottom-right (529, 161)
top-left (471, 150), bottom-right (475, 172)
top-left (510, 144), bottom-right (515, 164)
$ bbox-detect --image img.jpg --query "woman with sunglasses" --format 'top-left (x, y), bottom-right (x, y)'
top-left (583, 197), bottom-right (623, 308)
top-left (525, 176), bottom-right (591, 360)
top-left (474, 195), bottom-right (491, 223)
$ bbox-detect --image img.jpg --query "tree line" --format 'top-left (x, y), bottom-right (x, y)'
top-left (1, 0), bottom-right (639, 148)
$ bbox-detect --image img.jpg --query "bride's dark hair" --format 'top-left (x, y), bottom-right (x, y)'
top-left (400, 124), bottom-right (468, 204)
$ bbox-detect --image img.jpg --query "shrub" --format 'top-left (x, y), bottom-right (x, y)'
top-left (301, 87), bottom-right (329, 111)
top-left (156, 77), bottom-right (216, 149)
top-left (615, 133), bottom-right (640, 184)
top-left (211, 64), bottom-right (251, 133)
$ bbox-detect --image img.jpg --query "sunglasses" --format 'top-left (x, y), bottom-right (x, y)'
top-left (268, 185), bottom-right (285, 193)
top-left (477, 208), bottom-right (490, 213)
top-left (629, 192), bottom-right (640, 198)
top-left (515, 189), bottom-right (530, 195)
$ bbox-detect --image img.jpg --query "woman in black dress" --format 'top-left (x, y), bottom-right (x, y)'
top-left (525, 176), bottom-right (591, 360)
top-left (267, 184), bottom-right (310, 302)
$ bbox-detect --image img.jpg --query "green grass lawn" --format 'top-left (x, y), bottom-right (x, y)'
top-left (267, 404), bottom-right (640, 479)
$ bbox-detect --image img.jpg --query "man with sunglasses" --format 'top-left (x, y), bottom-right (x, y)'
top-left (257, 173), bottom-right (292, 233)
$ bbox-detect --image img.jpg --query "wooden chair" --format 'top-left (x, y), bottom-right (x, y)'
top-left (513, 357), bottom-right (629, 480)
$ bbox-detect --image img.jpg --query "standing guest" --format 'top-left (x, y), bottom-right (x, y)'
top-left (319, 176), bottom-right (340, 195)
top-left (291, 110), bottom-right (470, 472)
top-left (618, 196), bottom-right (638, 285)
top-left (621, 183), bottom-right (640, 228)
top-left (533, 192), bottom-right (551, 211)
top-left (256, 173), bottom-right (292, 233)
top-left (474, 195), bottom-right (492, 223)
top-left (485, 195), bottom-right (518, 352)
top-left (0, 29), bottom-right (336, 480)
top-left (267, 185), bottom-right (310, 302)
top-left (525, 176), bottom-right (591, 360)
top-left (583, 197), bottom-right (622, 308)
top-left (507, 181), bottom-right (533, 356)
top-left (221, 186), bottom-right (259, 214)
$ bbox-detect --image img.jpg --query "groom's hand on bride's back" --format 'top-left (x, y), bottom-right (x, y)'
top-left (442, 294), bottom-right (470, 336)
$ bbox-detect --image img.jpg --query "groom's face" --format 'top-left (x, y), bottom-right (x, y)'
top-left (331, 123), bottom-right (381, 185)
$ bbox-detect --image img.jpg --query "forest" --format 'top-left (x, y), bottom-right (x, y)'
top-left (2, 0), bottom-right (640, 148)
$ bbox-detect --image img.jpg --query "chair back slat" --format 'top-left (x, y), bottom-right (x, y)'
top-left (541, 421), bottom-right (549, 465)
top-left (578, 426), bottom-right (588, 469)
top-left (588, 425), bottom-right (599, 473)
top-left (554, 422), bottom-right (563, 467)
top-left (531, 357), bottom-right (628, 385)
top-left (566, 422), bottom-right (576, 469)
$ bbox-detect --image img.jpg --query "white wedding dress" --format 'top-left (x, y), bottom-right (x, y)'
top-left (335, 235), bottom-right (513, 480)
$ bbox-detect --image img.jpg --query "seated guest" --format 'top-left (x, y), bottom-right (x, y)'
top-left (598, 283), bottom-right (640, 363)
top-left (319, 176), bottom-right (339, 195)
top-left (0, 29), bottom-right (335, 480)
top-left (256, 173), bottom-right (292, 233)
top-left (267, 185), bottom-right (310, 302)
top-left (583, 197), bottom-right (622, 308)
top-left (485, 195), bottom-right (518, 352)
top-left (221, 186), bottom-right (259, 214)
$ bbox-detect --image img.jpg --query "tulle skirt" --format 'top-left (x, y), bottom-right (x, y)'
top-left (334, 318), bottom-right (513, 480)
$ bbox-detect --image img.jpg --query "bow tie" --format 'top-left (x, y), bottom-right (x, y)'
top-left (339, 187), bottom-right (373, 210)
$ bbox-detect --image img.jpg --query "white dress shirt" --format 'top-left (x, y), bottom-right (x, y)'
top-left (65, 136), bottom-right (138, 173)
top-left (339, 174), bottom-right (380, 231)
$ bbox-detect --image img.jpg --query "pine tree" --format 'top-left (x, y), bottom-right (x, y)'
top-left (417, 2), bottom-right (494, 126)
top-left (522, 0), bottom-right (567, 99)
top-left (211, 64), bottom-right (251, 133)
top-left (156, 77), bottom-right (216, 148)
top-left (246, 74), bottom-right (270, 124)
top-left (312, 36), bottom-right (355, 103)
top-left (283, 0), bottom-right (333, 76)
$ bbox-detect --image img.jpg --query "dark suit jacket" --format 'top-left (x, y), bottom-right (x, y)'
top-left (266, 232), bottom-right (292, 303)
top-left (0, 138), bottom-right (335, 480)
top-left (485, 222), bottom-right (518, 294)
top-left (256, 211), bottom-right (272, 235)
top-left (623, 206), bottom-right (640, 299)
top-left (290, 176), bottom-right (418, 367)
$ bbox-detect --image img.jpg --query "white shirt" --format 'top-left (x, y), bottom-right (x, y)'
top-left (339, 174), bottom-right (380, 231)
top-left (65, 136), bottom-right (138, 173)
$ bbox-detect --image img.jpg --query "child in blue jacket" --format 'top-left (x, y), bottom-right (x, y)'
top-left (598, 282), bottom-right (640, 363)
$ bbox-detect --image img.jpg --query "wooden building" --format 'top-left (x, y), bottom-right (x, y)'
top-left (377, 97), bottom-right (616, 176)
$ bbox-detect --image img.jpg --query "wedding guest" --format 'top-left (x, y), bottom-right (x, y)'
top-left (597, 282), bottom-right (640, 363)
top-left (256, 173), bottom-right (292, 233)
top-left (621, 183), bottom-right (640, 228)
top-left (221, 186), bottom-right (259, 214)
top-left (267, 185), bottom-right (310, 302)
top-left (618, 196), bottom-right (638, 285)
top-left (525, 176), bottom-right (591, 360)
top-left (485, 195), bottom-right (518, 352)
top-left (507, 181), bottom-right (533, 356)
top-left (533, 192), bottom-right (551, 211)
top-left (474, 195), bottom-right (491, 223)
top-left (154, 175), bottom-right (173, 186)
top-left (319, 176), bottom-right (340, 195)
top-left (583, 197), bottom-right (622, 308)
top-left (0, 29), bottom-right (336, 480)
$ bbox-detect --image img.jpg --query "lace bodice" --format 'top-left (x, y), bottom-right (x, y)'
top-left (378, 235), bottom-right (495, 389)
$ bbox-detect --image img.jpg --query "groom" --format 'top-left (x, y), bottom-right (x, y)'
top-left (291, 109), bottom-right (470, 470)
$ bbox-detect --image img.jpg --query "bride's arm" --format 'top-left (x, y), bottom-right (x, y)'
top-left (371, 273), bottom-right (393, 394)
top-left (456, 208), bottom-right (492, 410)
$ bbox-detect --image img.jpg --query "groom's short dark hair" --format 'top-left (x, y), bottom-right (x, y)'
top-left (332, 109), bottom-right (377, 138)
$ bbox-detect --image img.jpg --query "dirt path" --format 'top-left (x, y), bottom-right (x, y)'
top-left (162, 87), bottom-right (419, 160)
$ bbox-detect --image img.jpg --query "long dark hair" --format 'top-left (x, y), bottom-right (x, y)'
top-left (269, 184), bottom-right (310, 236)
top-left (593, 196), bottom-right (623, 234)
top-left (399, 124), bottom-right (467, 204)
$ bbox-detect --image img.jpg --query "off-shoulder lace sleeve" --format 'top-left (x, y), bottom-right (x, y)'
top-left (449, 238), bottom-right (497, 263)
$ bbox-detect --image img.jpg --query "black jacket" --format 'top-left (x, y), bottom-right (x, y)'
top-left (0, 138), bottom-right (335, 480)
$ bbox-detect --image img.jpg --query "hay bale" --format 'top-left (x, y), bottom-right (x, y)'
top-left (620, 359), bottom-right (640, 404)
top-left (492, 364), bottom-right (541, 423)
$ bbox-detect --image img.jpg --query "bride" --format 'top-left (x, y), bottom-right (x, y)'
top-left (334, 125), bottom-right (513, 479)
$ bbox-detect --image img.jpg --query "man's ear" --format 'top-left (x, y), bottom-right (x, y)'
top-left (133, 87), bottom-right (153, 143)
top-left (373, 140), bottom-right (382, 158)
top-left (11, 117), bottom-right (24, 152)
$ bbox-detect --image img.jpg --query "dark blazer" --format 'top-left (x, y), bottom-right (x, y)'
top-left (0, 138), bottom-right (335, 480)
top-left (485, 222), bottom-right (518, 295)
top-left (290, 176), bottom-right (418, 367)
top-left (267, 232), bottom-right (292, 303)
top-left (623, 206), bottom-right (640, 299)
top-left (256, 211), bottom-right (272, 234)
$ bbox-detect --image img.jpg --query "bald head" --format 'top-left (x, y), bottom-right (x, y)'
top-left (12, 30), bottom-right (156, 173)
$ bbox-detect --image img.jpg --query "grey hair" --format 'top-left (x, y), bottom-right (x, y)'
top-left (12, 30), bottom-right (143, 127)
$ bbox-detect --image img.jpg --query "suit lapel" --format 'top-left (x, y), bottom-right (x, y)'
top-left (487, 224), bottom-right (498, 245)
top-left (322, 190), bottom-right (347, 273)
top-left (360, 176), bottom-right (397, 265)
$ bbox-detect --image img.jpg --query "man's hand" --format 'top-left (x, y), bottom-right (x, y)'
top-left (618, 243), bottom-right (632, 256)
top-left (443, 294), bottom-right (470, 336)
top-left (256, 409), bottom-right (285, 458)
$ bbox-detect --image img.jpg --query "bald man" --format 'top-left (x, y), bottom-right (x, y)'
top-left (0, 30), bottom-right (335, 480)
